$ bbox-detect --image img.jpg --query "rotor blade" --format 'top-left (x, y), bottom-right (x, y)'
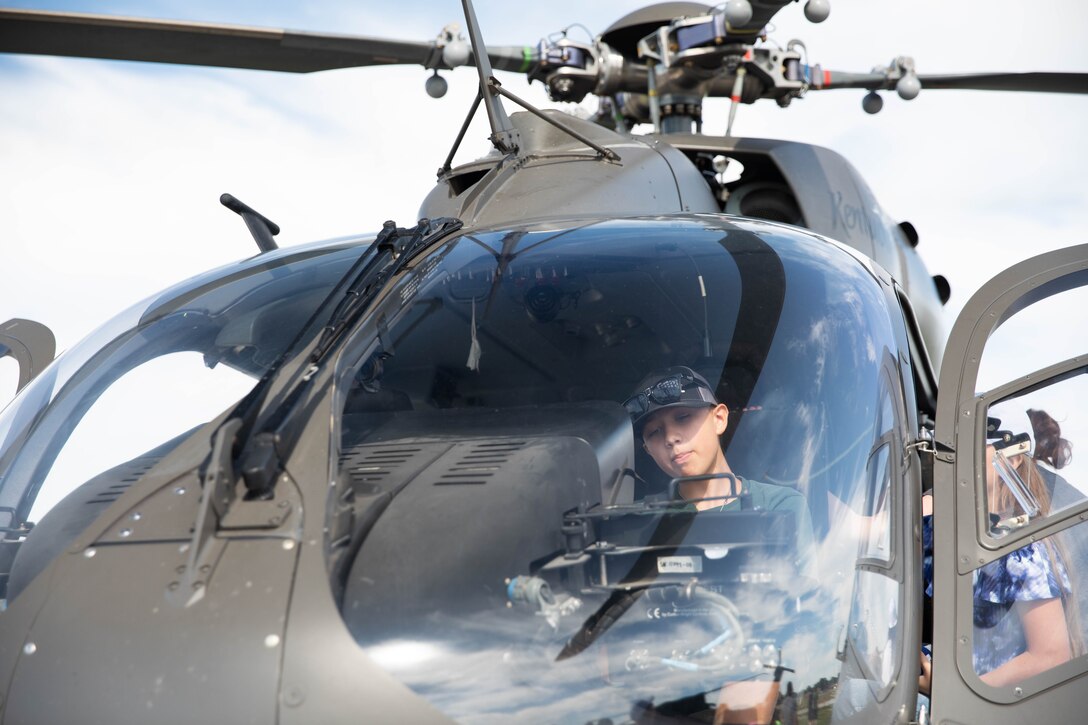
top-left (915, 72), bottom-right (1088, 94)
top-left (0, 9), bottom-right (532, 74)
top-left (808, 68), bottom-right (1088, 95)
top-left (0, 9), bottom-right (434, 72)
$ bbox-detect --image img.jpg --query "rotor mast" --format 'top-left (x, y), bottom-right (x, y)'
top-left (460, 0), bottom-right (520, 155)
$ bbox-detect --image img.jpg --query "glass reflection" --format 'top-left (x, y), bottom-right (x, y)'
top-left (973, 371), bottom-right (1088, 685)
top-left (985, 372), bottom-right (1088, 532)
top-left (333, 218), bottom-right (907, 722)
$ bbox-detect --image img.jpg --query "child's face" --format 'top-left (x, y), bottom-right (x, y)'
top-left (641, 403), bottom-right (728, 479)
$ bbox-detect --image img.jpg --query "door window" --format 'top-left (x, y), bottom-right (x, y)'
top-left (933, 246), bottom-right (1088, 719)
top-left (970, 521), bottom-right (1085, 686)
top-left (983, 372), bottom-right (1088, 539)
top-left (971, 371), bottom-right (1088, 686)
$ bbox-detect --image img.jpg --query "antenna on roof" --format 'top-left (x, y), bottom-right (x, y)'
top-left (439, 0), bottom-right (618, 176)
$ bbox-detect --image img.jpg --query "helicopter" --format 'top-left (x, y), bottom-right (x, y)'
top-left (2, 1), bottom-right (1088, 724)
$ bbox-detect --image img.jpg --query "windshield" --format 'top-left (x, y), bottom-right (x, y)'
top-left (331, 217), bottom-right (911, 723)
top-left (0, 241), bottom-right (362, 533)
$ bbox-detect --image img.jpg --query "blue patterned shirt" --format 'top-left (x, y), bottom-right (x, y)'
top-left (921, 515), bottom-right (1068, 675)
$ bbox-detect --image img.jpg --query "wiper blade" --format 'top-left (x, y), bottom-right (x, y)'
top-left (556, 587), bottom-right (646, 661)
top-left (310, 216), bottom-right (462, 365)
top-left (232, 216), bottom-right (461, 499)
top-left (184, 216), bottom-right (462, 526)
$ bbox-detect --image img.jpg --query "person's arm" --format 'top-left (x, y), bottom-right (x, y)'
top-left (918, 650), bottom-right (932, 696)
top-left (979, 597), bottom-right (1072, 687)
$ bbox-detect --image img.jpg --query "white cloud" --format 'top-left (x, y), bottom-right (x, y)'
top-left (2, 1), bottom-right (1085, 353)
top-left (1, 1), bottom-right (1086, 504)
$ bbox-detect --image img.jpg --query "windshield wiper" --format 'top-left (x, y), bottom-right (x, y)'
top-left (556, 587), bottom-right (646, 661)
top-left (234, 217), bottom-right (462, 499)
top-left (309, 216), bottom-right (462, 365)
top-left (139, 217), bottom-right (463, 605)
top-left (189, 217), bottom-right (462, 515)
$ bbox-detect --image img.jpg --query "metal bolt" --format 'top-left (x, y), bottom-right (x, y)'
top-left (119, 528), bottom-right (133, 538)
top-left (283, 686), bottom-right (305, 707)
top-left (83, 548), bottom-right (97, 558)
top-left (278, 500), bottom-right (289, 509)
top-left (167, 581), bottom-right (180, 591)
top-left (200, 565), bottom-right (211, 575)
top-left (264, 634), bottom-right (281, 648)
top-left (176, 565), bottom-right (187, 575)
top-left (958, 636), bottom-right (968, 645)
top-left (1014, 687), bottom-right (1024, 698)
top-left (192, 581), bottom-right (204, 591)
top-left (282, 539), bottom-right (296, 551)
top-left (174, 487), bottom-right (187, 496)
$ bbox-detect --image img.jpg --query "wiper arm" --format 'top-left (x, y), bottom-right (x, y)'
top-left (159, 216), bottom-right (463, 600)
top-left (556, 587), bottom-right (646, 661)
top-left (185, 216), bottom-right (462, 535)
top-left (310, 216), bottom-right (463, 365)
top-left (235, 216), bottom-right (462, 499)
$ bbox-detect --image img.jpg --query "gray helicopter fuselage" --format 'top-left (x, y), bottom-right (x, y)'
top-left (0, 142), bottom-right (1085, 725)
top-left (1, 213), bottom-right (935, 724)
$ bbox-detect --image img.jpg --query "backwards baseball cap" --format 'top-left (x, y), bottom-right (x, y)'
top-left (624, 366), bottom-right (718, 431)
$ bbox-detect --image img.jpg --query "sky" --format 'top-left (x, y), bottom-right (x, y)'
top-left (1, 0), bottom-right (1087, 421)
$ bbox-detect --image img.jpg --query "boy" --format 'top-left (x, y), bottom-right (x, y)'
top-left (624, 366), bottom-right (815, 548)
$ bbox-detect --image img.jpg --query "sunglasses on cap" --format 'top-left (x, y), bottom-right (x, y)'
top-left (622, 372), bottom-right (715, 418)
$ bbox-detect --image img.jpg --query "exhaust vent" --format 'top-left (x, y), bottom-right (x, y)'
top-left (85, 458), bottom-right (159, 505)
top-left (435, 440), bottom-right (528, 485)
top-left (340, 442), bottom-right (452, 496)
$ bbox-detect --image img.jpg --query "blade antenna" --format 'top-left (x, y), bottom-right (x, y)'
top-left (460, 0), bottom-right (520, 155)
